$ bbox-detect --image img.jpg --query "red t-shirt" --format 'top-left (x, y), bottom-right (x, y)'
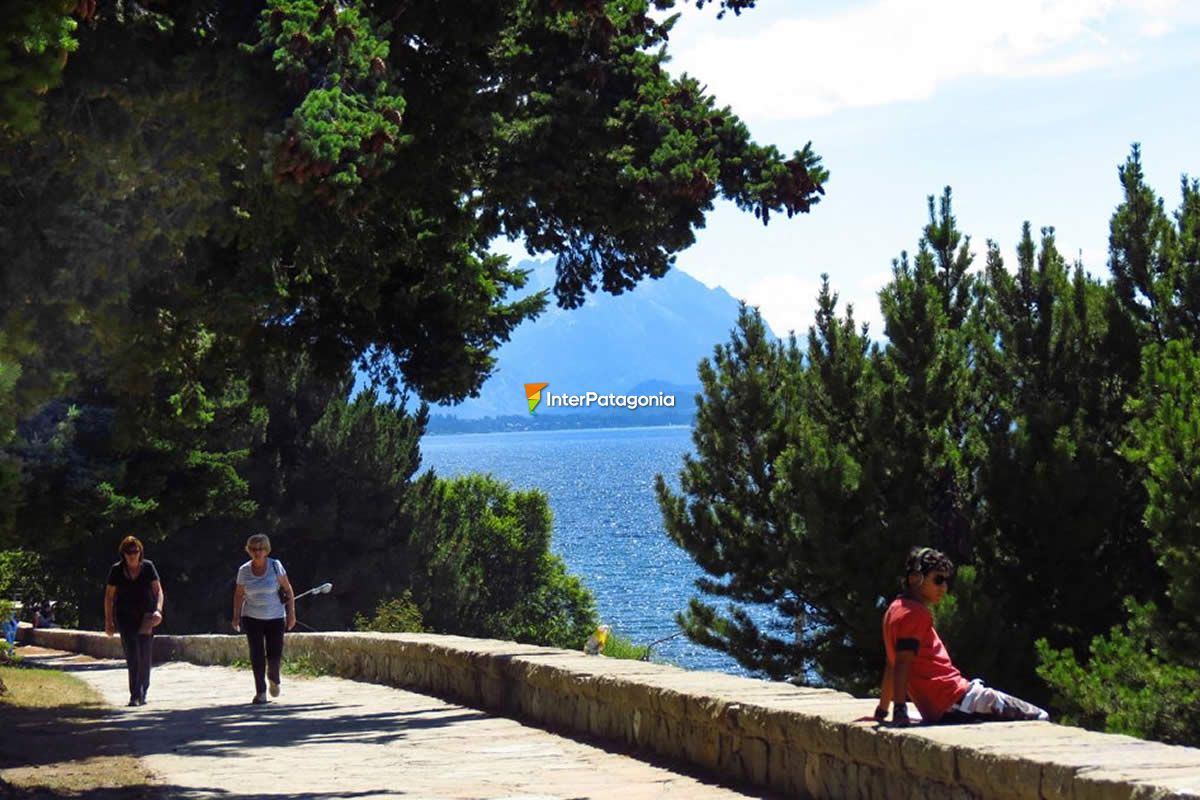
top-left (882, 596), bottom-right (969, 722)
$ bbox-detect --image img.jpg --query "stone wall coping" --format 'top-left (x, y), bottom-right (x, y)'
top-left (25, 628), bottom-right (1200, 799)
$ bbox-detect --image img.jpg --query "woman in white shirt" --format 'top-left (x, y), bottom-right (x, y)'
top-left (232, 534), bottom-right (296, 704)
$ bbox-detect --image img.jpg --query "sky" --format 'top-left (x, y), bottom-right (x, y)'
top-left (494, 0), bottom-right (1200, 338)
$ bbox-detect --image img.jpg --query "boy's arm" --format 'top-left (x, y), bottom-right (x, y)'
top-left (876, 662), bottom-right (895, 721)
top-left (891, 650), bottom-right (915, 724)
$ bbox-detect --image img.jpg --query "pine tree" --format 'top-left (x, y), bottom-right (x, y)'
top-left (874, 189), bottom-right (982, 566)
top-left (1036, 158), bottom-right (1200, 745)
top-left (1124, 340), bottom-right (1200, 640)
top-left (656, 304), bottom-right (804, 679)
top-left (968, 223), bottom-right (1154, 701)
top-left (1037, 338), bottom-right (1200, 745)
top-left (658, 290), bottom-right (898, 689)
top-left (1108, 145), bottom-right (1192, 342)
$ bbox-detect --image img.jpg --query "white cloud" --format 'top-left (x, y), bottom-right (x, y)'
top-left (710, 268), bottom-right (892, 340)
top-left (847, 270), bottom-right (892, 338)
top-left (669, 0), bottom-right (1200, 121)
top-left (730, 270), bottom-right (889, 340)
top-left (734, 273), bottom-right (820, 338)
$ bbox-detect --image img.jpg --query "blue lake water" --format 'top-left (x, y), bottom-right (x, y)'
top-left (420, 425), bottom-right (772, 675)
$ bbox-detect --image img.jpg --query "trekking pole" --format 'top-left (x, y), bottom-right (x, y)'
top-left (293, 582), bottom-right (333, 600)
top-left (291, 582), bottom-right (332, 632)
top-left (642, 631), bottom-right (683, 661)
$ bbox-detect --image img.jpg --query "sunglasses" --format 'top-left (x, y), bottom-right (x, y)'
top-left (929, 574), bottom-right (952, 586)
top-left (248, 546), bottom-right (267, 552)
top-left (123, 549), bottom-right (141, 556)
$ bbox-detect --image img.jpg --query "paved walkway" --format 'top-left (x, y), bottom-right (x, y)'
top-left (23, 649), bottom-right (769, 800)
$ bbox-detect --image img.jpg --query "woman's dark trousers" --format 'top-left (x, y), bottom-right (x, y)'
top-left (117, 626), bottom-right (153, 702)
top-left (242, 616), bottom-right (285, 695)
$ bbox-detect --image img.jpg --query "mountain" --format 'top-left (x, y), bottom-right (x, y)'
top-left (429, 259), bottom-right (774, 421)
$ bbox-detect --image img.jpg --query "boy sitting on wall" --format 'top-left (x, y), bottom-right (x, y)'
top-left (877, 546), bottom-right (1050, 725)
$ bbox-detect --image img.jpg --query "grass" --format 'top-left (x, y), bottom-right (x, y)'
top-left (0, 663), bottom-right (159, 798)
top-left (601, 632), bottom-right (651, 661)
top-left (225, 653), bottom-right (329, 678)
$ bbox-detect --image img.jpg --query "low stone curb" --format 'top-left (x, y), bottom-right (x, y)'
top-left (25, 628), bottom-right (1200, 799)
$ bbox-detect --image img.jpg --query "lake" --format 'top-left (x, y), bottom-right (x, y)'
top-left (420, 425), bottom-right (770, 675)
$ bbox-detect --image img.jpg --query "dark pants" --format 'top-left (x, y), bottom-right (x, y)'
top-left (117, 625), bottom-right (153, 702)
top-left (242, 616), bottom-right (285, 695)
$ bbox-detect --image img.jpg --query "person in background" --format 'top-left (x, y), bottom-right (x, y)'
top-left (232, 534), bottom-right (296, 705)
top-left (104, 536), bottom-right (164, 707)
top-left (2, 605), bottom-right (18, 645)
top-left (33, 600), bottom-right (57, 629)
top-left (877, 546), bottom-right (1049, 725)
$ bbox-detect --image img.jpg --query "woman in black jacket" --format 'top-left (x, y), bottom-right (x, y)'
top-left (104, 536), bottom-right (164, 706)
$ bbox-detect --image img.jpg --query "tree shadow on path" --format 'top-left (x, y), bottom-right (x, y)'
top-left (15, 649), bottom-right (780, 799)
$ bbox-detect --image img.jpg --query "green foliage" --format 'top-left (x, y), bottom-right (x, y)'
top-left (658, 195), bottom-right (989, 691)
top-left (1124, 320), bottom-right (1200, 629)
top-left (354, 592), bottom-right (425, 634)
top-left (8, 377), bottom-right (261, 623)
top-left (411, 474), bottom-right (597, 649)
top-left (1108, 145), bottom-right (1200, 344)
top-left (279, 653), bottom-right (329, 678)
top-left (600, 631), bottom-right (650, 661)
top-left (483, 2), bottom-right (826, 310)
top-left (1, 0), bottom-right (823, 425)
top-left (246, 0), bottom-right (407, 197)
top-left (0, 597), bottom-right (16, 654)
top-left (227, 654), bottom-right (328, 677)
top-left (661, 153), bottom-right (1196, 726)
top-left (1036, 601), bottom-right (1200, 745)
top-left (1038, 333), bottom-right (1200, 746)
top-left (0, 360), bottom-right (19, 534)
top-left (134, 356), bottom-right (594, 650)
top-left (155, 360), bottom-right (422, 634)
top-left (965, 221), bottom-right (1153, 701)
top-left (0, 1), bottom-right (78, 135)
top-left (1, 1), bottom-right (821, 566)
top-left (657, 302), bottom-right (814, 680)
top-left (0, 550), bottom-right (52, 609)
top-left (875, 190), bottom-right (982, 557)
top-left (1035, 154), bottom-right (1200, 745)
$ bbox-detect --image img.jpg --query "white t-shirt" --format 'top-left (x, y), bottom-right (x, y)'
top-left (237, 558), bottom-right (287, 621)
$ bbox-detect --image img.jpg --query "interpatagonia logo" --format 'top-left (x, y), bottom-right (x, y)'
top-left (523, 382), bottom-right (676, 413)
top-left (524, 382), bottom-right (549, 414)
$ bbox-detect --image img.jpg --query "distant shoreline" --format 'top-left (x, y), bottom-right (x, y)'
top-left (425, 411), bottom-right (696, 436)
top-left (422, 422), bottom-right (694, 439)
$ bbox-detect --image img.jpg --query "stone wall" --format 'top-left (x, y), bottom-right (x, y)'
top-left (25, 628), bottom-right (1200, 799)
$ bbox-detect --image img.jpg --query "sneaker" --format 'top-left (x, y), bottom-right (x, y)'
top-left (252, 692), bottom-right (268, 705)
top-left (128, 697), bottom-right (139, 707)
top-left (268, 679), bottom-right (280, 698)
top-left (135, 696), bottom-right (146, 706)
